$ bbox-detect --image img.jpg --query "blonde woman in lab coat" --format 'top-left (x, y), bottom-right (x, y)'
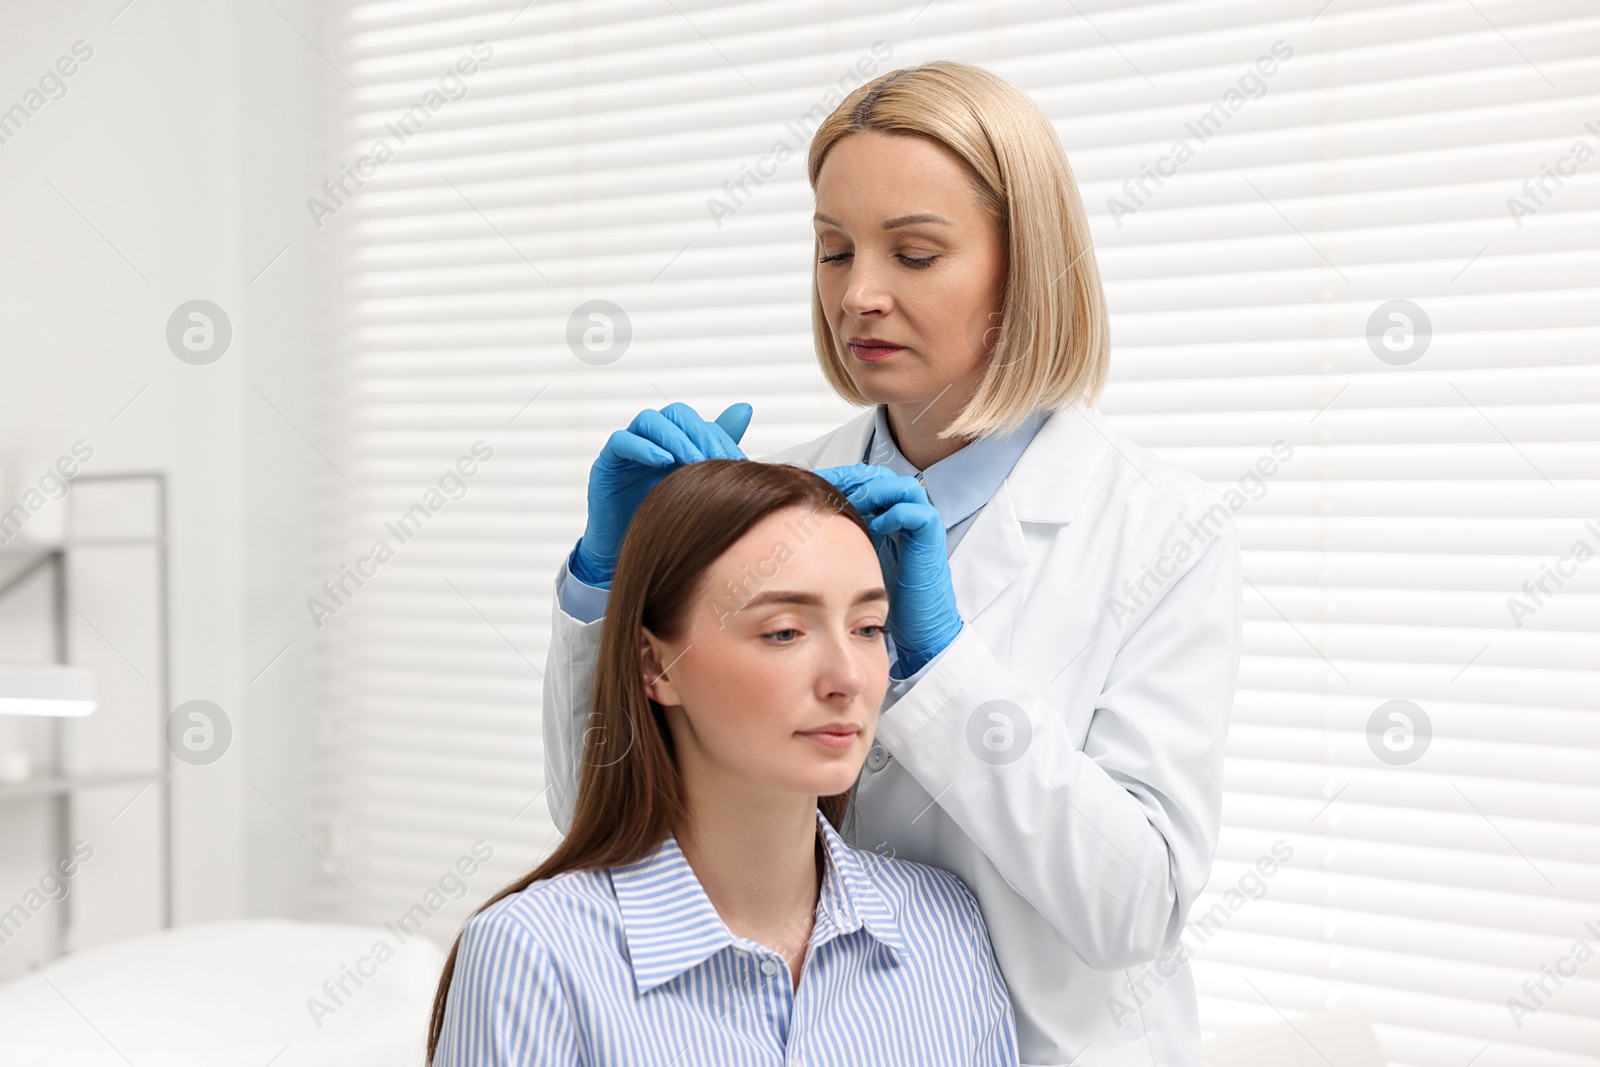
top-left (542, 60), bottom-right (1242, 1067)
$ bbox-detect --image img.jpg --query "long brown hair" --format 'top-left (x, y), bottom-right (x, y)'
top-left (425, 458), bottom-right (873, 1061)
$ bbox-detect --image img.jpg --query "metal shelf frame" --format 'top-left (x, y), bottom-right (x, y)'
top-left (0, 471), bottom-right (172, 959)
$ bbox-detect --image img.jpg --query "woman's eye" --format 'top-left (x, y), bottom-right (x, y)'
top-left (763, 625), bottom-right (884, 643)
top-left (816, 251), bottom-right (939, 269)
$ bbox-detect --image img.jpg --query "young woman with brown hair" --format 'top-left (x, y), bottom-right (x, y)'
top-left (427, 459), bottom-right (1019, 1065)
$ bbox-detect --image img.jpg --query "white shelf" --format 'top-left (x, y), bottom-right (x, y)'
top-left (0, 536), bottom-right (165, 553)
top-left (0, 771), bottom-right (166, 803)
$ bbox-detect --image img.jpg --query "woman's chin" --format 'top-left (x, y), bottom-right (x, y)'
top-left (799, 763), bottom-right (867, 799)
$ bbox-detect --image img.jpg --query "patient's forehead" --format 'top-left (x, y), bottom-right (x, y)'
top-left (698, 505), bottom-right (878, 609)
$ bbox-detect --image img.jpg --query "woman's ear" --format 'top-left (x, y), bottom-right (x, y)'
top-left (639, 626), bottom-right (681, 706)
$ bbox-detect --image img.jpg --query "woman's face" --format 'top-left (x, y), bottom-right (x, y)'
top-left (812, 129), bottom-right (1008, 410)
top-left (641, 503), bottom-right (891, 804)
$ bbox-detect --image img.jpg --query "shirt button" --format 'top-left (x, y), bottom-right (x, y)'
top-left (866, 743), bottom-right (890, 772)
top-left (760, 958), bottom-right (779, 977)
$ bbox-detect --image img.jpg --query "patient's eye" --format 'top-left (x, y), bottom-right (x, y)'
top-left (763, 624), bottom-right (884, 643)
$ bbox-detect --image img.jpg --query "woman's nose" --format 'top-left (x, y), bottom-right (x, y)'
top-left (819, 630), bottom-right (871, 696)
top-left (841, 258), bottom-right (892, 318)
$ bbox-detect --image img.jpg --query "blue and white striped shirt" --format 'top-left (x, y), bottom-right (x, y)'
top-left (435, 806), bottom-right (1019, 1066)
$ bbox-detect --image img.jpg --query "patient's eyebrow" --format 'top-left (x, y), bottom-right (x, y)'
top-left (741, 588), bottom-right (888, 610)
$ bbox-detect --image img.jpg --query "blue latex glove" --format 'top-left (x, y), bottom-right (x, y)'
top-left (812, 463), bottom-right (964, 676)
top-left (572, 402), bottom-right (753, 587)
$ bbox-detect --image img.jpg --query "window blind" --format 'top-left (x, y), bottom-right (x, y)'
top-left (318, 2), bottom-right (1600, 1063)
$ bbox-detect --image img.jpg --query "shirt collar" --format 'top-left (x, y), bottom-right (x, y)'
top-left (609, 807), bottom-right (910, 996)
top-left (865, 403), bottom-right (1051, 529)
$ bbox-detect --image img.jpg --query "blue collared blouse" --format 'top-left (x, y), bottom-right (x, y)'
top-left (434, 807), bottom-right (1019, 1066)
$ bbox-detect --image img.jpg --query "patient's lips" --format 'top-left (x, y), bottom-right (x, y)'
top-left (797, 722), bottom-right (861, 749)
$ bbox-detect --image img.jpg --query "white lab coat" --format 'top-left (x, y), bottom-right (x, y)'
top-left (542, 402), bottom-right (1243, 1067)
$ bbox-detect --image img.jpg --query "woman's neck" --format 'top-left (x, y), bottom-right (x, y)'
top-left (674, 788), bottom-right (821, 983)
top-left (884, 399), bottom-right (977, 471)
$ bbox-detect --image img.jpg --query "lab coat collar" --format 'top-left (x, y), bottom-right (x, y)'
top-left (867, 403), bottom-right (1051, 533)
top-left (811, 402), bottom-right (1112, 525)
top-left (799, 402), bottom-right (1113, 621)
top-left (609, 807), bottom-right (909, 997)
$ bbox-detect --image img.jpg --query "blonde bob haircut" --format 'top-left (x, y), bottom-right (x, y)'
top-left (807, 59), bottom-right (1110, 441)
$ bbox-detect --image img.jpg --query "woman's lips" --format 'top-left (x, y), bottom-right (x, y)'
top-left (798, 729), bottom-right (860, 750)
top-left (850, 342), bottom-right (904, 362)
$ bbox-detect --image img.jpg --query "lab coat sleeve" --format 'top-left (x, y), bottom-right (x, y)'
top-left (871, 498), bottom-right (1242, 970)
top-left (433, 909), bottom-right (583, 1066)
top-left (557, 544), bottom-right (609, 625)
top-left (887, 640), bottom-right (942, 690)
top-left (542, 543), bottom-right (609, 834)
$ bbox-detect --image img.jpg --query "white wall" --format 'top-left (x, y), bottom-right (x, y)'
top-left (0, 0), bottom-right (329, 978)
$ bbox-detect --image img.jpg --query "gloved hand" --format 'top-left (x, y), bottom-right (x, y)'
top-left (572, 402), bottom-right (753, 587)
top-left (812, 463), bottom-right (963, 676)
